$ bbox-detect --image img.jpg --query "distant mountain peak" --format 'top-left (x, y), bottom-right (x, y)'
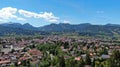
top-left (78, 23), bottom-right (91, 25)
top-left (59, 22), bottom-right (70, 24)
top-left (1, 22), bottom-right (22, 26)
top-left (105, 23), bottom-right (120, 26)
top-left (23, 23), bottom-right (32, 26)
top-left (0, 22), bottom-right (38, 31)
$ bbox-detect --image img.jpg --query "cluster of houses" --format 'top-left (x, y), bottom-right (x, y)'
top-left (0, 36), bottom-right (120, 67)
top-left (0, 37), bottom-right (43, 67)
top-left (59, 38), bottom-right (120, 60)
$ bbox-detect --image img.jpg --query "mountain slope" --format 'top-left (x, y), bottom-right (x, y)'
top-left (39, 23), bottom-right (120, 36)
top-left (0, 22), bottom-right (120, 37)
top-left (0, 23), bottom-right (47, 36)
top-left (0, 22), bottom-right (38, 30)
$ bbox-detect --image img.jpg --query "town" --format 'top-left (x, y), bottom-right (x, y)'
top-left (0, 36), bottom-right (120, 67)
top-left (0, 0), bottom-right (120, 67)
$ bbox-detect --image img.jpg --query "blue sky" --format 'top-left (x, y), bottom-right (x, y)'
top-left (0, 0), bottom-right (120, 27)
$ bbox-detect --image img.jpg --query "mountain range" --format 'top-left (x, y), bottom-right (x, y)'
top-left (0, 22), bottom-right (120, 37)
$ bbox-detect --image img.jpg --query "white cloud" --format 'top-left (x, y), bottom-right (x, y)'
top-left (18, 10), bottom-right (38, 18)
top-left (0, 7), bottom-right (25, 21)
top-left (38, 12), bottom-right (59, 22)
top-left (18, 9), bottom-right (59, 23)
top-left (0, 7), bottom-right (17, 19)
top-left (0, 7), bottom-right (68, 23)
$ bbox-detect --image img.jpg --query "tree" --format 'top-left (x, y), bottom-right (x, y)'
top-left (110, 50), bottom-right (120, 67)
top-left (58, 56), bottom-right (66, 67)
top-left (92, 58), bottom-right (95, 67)
top-left (77, 58), bottom-right (85, 67)
top-left (85, 54), bottom-right (91, 65)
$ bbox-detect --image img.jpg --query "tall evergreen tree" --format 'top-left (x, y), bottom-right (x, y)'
top-left (85, 54), bottom-right (91, 65)
top-left (58, 56), bottom-right (66, 67)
